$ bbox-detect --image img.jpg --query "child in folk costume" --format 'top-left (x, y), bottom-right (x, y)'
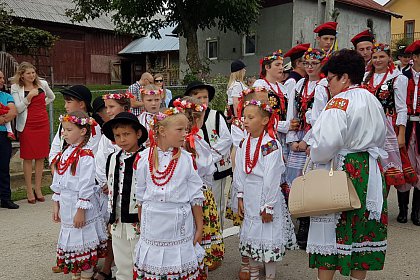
top-left (175, 97), bottom-right (225, 272)
top-left (400, 40), bottom-right (420, 226)
top-left (363, 43), bottom-right (409, 192)
top-left (138, 84), bottom-right (165, 134)
top-left (134, 108), bottom-right (206, 279)
top-left (184, 81), bottom-right (233, 230)
top-left (50, 111), bottom-right (108, 280)
top-left (286, 48), bottom-right (329, 249)
top-left (236, 98), bottom-right (296, 280)
top-left (102, 112), bottom-right (148, 280)
top-left (226, 87), bottom-right (270, 280)
top-left (94, 92), bottom-right (133, 280)
top-left (49, 85), bottom-right (102, 165)
top-left (283, 43), bottom-right (310, 95)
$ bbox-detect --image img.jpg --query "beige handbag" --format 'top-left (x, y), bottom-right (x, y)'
top-left (288, 158), bottom-right (361, 218)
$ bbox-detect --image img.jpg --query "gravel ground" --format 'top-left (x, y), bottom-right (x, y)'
top-left (1, 188), bottom-right (419, 280)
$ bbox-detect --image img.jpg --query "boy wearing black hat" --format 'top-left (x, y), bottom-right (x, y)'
top-left (396, 45), bottom-right (412, 71)
top-left (185, 81), bottom-right (232, 230)
top-left (49, 85), bottom-right (102, 166)
top-left (102, 112), bottom-right (147, 280)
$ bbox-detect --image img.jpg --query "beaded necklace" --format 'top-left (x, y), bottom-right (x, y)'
top-left (55, 143), bottom-right (84, 175)
top-left (148, 146), bottom-right (179, 186)
top-left (245, 133), bottom-right (264, 174)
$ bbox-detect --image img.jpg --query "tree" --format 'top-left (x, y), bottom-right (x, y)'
top-left (0, 4), bottom-right (57, 55)
top-left (66, 0), bottom-right (261, 75)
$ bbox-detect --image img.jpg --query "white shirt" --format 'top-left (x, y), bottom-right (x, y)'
top-left (411, 68), bottom-right (420, 111)
top-left (194, 136), bottom-right (216, 188)
top-left (49, 123), bottom-right (102, 165)
top-left (96, 135), bottom-right (121, 187)
top-left (363, 70), bottom-right (408, 126)
top-left (227, 81), bottom-right (247, 105)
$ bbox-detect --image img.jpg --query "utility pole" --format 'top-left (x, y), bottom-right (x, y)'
top-left (325, 0), bottom-right (335, 22)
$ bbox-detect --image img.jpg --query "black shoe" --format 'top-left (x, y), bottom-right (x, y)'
top-left (397, 191), bottom-right (409, 223)
top-left (411, 189), bottom-right (420, 226)
top-left (296, 217), bottom-right (310, 250)
top-left (0, 200), bottom-right (19, 209)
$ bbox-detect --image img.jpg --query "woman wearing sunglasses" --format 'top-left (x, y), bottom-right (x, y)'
top-left (153, 73), bottom-right (172, 107)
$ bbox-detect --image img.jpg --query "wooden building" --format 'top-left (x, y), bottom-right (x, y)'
top-left (3, 0), bottom-right (132, 86)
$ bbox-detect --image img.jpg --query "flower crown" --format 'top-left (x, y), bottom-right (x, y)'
top-left (241, 87), bottom-right (268, 97)
top-left (102, 91), bottom-right (134, 100)
top-left (263, 49), bottom-right (283, 61)
top-left (244, 99), bottom-right (273, 113)
top-left (172, 98), bottom-right (207, 112)
top-left (148, 107), bottom-right (184, 128)
top-left (304, 48), bottom-right (326, 61)
top-left (372, 43), bottom-right (390, 53)
top-left (140, 88), bottom-right (164, 96)
top-left (59, 114), bottom-right (97, 126)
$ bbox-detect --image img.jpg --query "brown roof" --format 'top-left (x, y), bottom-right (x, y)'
top-left (336, 0), bottom-right (402, 18)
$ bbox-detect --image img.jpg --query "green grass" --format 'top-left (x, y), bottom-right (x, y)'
top-left (11, 185), bottom-right (53, 202)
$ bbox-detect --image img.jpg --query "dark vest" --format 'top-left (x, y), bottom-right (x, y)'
top-left (403, 68), bottom-right (420, 152)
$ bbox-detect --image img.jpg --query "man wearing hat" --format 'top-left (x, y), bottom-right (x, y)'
top-left (313, 21), bottom-right (338, 52)
top-left (102, 112), bottom-right (147, 280)
top-left (351, 29), bottom-right (375, 66)
top-left (400, 40), bottom-right (420, 226)
top-left (283, 43), bottom-right (310, 95)
top-left (49, 85), bottom-right (102, 165)
top-left (395, 45), bottom-right (412, 71)
top-left (184, 81), bottom-right (232, 229)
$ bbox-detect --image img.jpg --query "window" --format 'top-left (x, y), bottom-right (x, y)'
top-left (243, 34), bottom-right (256, 55)
top-left (405, 20), bottom-right (415, 41)
top-left (207, 39), bottom-right (218, 60)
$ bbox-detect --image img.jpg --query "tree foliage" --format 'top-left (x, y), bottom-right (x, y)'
top-left (67, 0), bottom-right (261, 74)
top-left (0, 4), bottom-right (58, 55)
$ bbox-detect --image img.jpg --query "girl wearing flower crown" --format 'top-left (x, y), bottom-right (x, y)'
top-left (363, 43), bottom-right (410, 194)
top-left (235, 99), bottom-right (295, 280)
top-left (94, 91), bottom-right (134, 280)
top-left (134, 107), bottom-right (206, 280)
top-left (138, 84), bottom-right (165, 132)
top-left (174, 96), bottom-right (225, 273)
top-left (286, 48), bottom-right (329, 249)
top-left (50, 111), bottom-right (108, 280)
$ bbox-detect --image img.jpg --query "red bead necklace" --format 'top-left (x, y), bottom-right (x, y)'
top-left (55, 143), bottom-right (84, 175)
top-left (367, 70), bottom-right (389, 94)
top-left (245, 133), bottom-right (264, 174)
top-left (148, 146), bottom-right (179, 186)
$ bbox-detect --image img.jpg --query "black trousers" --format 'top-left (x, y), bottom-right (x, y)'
top-left (0, 132), bottom-right (12, 201)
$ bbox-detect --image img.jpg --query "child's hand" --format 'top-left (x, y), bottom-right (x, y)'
top-left (73, 209), bottom-right (86, 228)
top-left (52, 202), bottom-right (60, 223)
top-left (298, 141), bottom-right (308, 152)
top-left (260, 209), bottom-right (273, 223)
top-left (193, 230), bottom-right (202, 245)
top-left (291, 142), bottom-right (299, 152)
top-left (238, 198), bottom-right (244, 218)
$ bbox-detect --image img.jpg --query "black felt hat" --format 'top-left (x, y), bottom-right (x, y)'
top-left (92, 96), bottom-right (105, 114)
top-left (60, 85), bottom-right (93, 112)
top-left (231, 60), bottom-right (246, 73)
top-left (397, 45), bottom-right (408, 57)
top-left (102, 112), bottom-right (148, 146)
top-left (184, 81), bottom-right (215, 102)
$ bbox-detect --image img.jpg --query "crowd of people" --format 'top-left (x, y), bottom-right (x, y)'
top-left (1, 20), bottom-right (420, 280)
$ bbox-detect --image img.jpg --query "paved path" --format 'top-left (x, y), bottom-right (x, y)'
top-left (1, 188), bottom-right (419, 280)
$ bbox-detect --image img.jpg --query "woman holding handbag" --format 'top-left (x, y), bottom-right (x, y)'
top-left (307, 49), bottom-right (388, 280)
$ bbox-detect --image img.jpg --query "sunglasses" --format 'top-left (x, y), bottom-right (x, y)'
top-left (155, 79), bottom-right (163, 83)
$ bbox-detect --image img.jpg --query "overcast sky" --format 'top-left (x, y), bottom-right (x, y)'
top-left (374, 0), bottom-right (388, 5)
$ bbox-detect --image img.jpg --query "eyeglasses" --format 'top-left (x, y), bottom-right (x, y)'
top-left (303, 62), bottom-right (320, 68)
top-left (155, 79), bottom-right (163, 83)
top-left (326, 74), bottom-right (337, 83)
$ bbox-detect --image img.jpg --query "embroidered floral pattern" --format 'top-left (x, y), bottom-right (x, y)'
top-left (325, 98), bottom-right (349, 112)
top-left (261, 140), bottom-right (279, 156)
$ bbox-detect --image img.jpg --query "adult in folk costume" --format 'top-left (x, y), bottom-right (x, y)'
top-left (400, 40), bottom-right (420, 226)
top-left (363, 43), bottom-right (409, 193)
top-left (307, 49), bottom-right (388, 280)
top-left (283, 43), bottom-right (311, 95)
top-left (351, 30), bottom-right (375, 69)
top-left (313, 22), bottom-right (338, 52)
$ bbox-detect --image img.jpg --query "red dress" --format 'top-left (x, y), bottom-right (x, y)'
top-left (19, 90), bottom-right (50, 159)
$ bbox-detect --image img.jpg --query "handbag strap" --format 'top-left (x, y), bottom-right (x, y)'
top-left (303, 157), bottom-right (335, 177)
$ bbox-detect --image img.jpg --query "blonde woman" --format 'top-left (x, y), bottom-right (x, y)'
top-left (227, 60), bottom-right (247, 121)
top-left (11, 62), bottom-right (55, 204)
